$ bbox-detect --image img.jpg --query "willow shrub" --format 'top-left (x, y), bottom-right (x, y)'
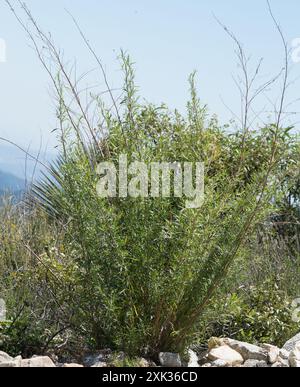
top-left (25, 61), bottom-right (296, 357)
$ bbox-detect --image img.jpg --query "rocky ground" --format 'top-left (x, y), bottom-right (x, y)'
top-left (1, 333), bottom-right (300, 368)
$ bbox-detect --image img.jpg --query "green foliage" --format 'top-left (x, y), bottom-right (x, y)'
top-left (200, 279), bottom-right (299, 347)
top-left (24, 56), bottom-right (295, 357)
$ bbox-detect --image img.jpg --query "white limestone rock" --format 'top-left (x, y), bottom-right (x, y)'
top-left (211, 359), bottom-right (230, 367)
top-left (187, 349), bottom-right (199, 367)
top-left (279, 348), bottom-right (290, 360)
top-left (261, 344), bottom-right (280, 364)
top-left (0, 351), bottom-right (13, 363)
top-left (159, 352), bottom-right (181, 367)
top-left (208, 345), bottom-right (243, 366)
top-left (283, 333), bottom-right (300, 352)
top-left (20, 356), bottom-right (56, 368)
top-left (289, 342), bottom-right (300, 368)
top-left (224, 339), bottom-right (268, 362)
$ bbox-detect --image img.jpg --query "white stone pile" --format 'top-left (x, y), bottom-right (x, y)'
top-left (193, 334), bottom-right (300, 367)
top-left (1, 333), bottom-right (300, 367)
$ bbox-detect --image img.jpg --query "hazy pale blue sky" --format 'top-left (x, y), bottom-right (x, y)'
top-left (1, 0), bottom-right (300, 151)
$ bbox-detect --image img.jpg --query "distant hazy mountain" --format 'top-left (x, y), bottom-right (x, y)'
top-left (0, 143), bottom-right (55, 180)
top-left (0, 142), bottom-right (56, 201)
top-left (0, 170), bottom-right (25, 196)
